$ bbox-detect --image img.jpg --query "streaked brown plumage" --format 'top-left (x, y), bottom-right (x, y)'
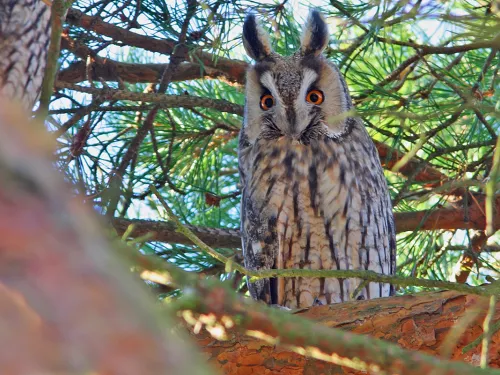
top-left (238, 11), bottom-right (396, 308)
top-left (0, 0), bottom-right (51, 109)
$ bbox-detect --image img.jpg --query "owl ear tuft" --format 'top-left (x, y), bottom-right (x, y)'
top-left (242, 14), bottom-right (273, 61)
top-left (300, 10), bottom-right (329, 56)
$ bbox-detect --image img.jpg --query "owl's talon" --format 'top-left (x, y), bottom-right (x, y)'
top-left (313, 298), bottom-right (324, 306)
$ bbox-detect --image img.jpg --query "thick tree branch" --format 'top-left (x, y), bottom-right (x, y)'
top-left (64, 7), bottom-right (500, 92)
top-left (58, 59), bottom-right (233, 84)
top-left (65, 8), bottom-right (247, 84)
top-left (169, 259), bottom-right (500, 375)
top-left (186, 290), bottom-right (500, 374)
top-left (113, 218), bottom-right (241, 248)
top-left (59, 34), bottom-right (236, 84)
top-left (0, 98), bottom-right (211, 375)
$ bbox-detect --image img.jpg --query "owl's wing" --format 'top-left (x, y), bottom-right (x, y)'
top-left (0, 0), bottom-right (51, 109)
top-left (357, 134), bottom-right (397, 297)
top-left (238, 130), bottom-right (277, 304)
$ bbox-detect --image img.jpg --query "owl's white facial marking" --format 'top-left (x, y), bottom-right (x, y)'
top-left (260, 72), bottom-right (280, 104)
top-left (294, 68), bottom-right (319, 137)
top-left (244, 57), bottom-right (354, 145)
top-left (298, 69), bottom-right (318, 105)
top-left (254, 65), bottom-right (325, 142)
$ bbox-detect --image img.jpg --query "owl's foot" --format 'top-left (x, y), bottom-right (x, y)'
top-left (313, 297), bottom-right (324, 306)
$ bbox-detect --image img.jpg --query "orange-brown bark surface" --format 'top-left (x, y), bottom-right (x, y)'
top-left (0, 100), bottom-right (209, 375)
top-left (191, 291), bottom-right (500, 374)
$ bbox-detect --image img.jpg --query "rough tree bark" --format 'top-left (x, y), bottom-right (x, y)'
top-left (190, 291), bottom-right (500, 374)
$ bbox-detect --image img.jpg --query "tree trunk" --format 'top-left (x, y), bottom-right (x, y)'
top-left (190, 291), bottom-right (500, 374)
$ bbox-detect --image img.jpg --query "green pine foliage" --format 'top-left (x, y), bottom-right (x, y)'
top-left (53, 0), bottom-right (499, 298)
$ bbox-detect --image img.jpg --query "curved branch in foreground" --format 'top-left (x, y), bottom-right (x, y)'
top-left (0, 99), bottom-right (211, 375)
top-left (113, 196), bottom-right (500, 248)
top-left (178, 285), bottom-right (500, 375)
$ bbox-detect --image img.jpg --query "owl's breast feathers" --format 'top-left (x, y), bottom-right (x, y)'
top-left (239, 122), bottom-right (396, 308)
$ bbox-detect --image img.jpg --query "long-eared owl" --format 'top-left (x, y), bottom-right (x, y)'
top-left (238, 10), bottom-right (396, 308)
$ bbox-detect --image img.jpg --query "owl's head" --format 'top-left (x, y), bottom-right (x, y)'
top-left (242, 10), bottom-right (353, 145)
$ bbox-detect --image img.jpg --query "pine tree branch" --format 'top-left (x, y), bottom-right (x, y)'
top-left (183, 289), bottom-right (500, 374)
top-left (105, 1), bottom-right (198, 217)
top-left (58, 59), bottom-right (233, 84)
top-left (123, 251), bottom-right (500, 374)
top-left (113, 192), bottom-right (500, 298)
top-left (167, 264), bottom-right (500, 375)
top-left (59, 34), bottom-right (237, 84)
top-left (113, 195), bottom-right (500, 249)
top-left (54, 81), bottom-right (244, 115)
top-left (64, 7), bottom-right (247, 84)
top-left (55, 81), bottom-right (478, 195)
top-left (112, 218), bottom-right (242, 248)
top-left (374, 36), bottom-right (500, 54)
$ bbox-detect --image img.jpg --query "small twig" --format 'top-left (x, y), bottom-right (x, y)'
top-left (481, 296), bottom-right (498, 368)
top-left (486, 136), bottom-right (500, 235)
top-left (150, 185), bottom-right (247, 275)
top-left (55, 97), bottom-right (104, 137)
top-left (439, 299), bottom-right (485, 358)
top-left (463, 319), bottom-right (500, 354)
top-left (473, 48), bottom-right (498, 92)
top-left (391, 134), bottom-right (428, 173)
top-left (453, 231), bottom-right (488, 283)
top-left (350, 279), bottom-right (369, 300)
top-left (36, 0), bottom-right (73, 120)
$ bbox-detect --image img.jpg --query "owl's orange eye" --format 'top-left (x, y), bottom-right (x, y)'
top-left (306, 89), bottom-right (324, 105)
top-left (260, 94), bottom-right (275, 110)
